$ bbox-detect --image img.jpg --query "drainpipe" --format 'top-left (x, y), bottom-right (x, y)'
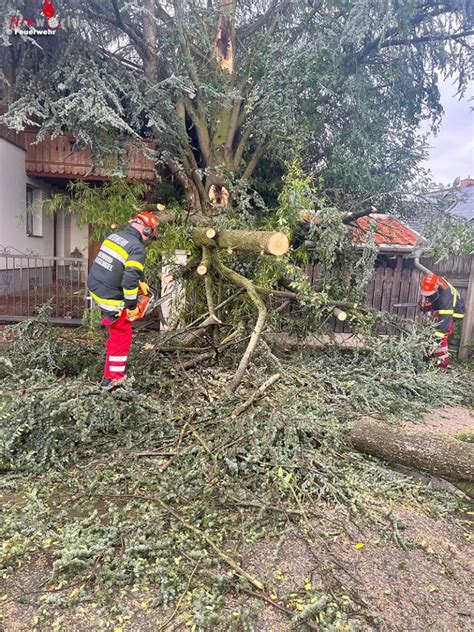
top-left (413, 248), bottom-right (433, 276)
top-left (52, 193), bottom-right (57, 282)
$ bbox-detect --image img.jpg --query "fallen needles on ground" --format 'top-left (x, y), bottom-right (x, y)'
top-left (0, 313), bottom-right (471, 629)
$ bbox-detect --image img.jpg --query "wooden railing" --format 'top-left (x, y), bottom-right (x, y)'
top-left (0, 125), bottom-right (156, 182)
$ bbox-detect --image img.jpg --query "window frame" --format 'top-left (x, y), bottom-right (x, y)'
top-left (26, 184), bottom-right (43, 238)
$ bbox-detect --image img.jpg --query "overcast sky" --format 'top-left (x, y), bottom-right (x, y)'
top-left (422, 78), bottom-right (474, 186)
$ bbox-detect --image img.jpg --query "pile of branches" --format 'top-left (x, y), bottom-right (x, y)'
top-left (0, 313), bottom-right (471, 629)
top-left (1, 310), bottom-right (468, 473)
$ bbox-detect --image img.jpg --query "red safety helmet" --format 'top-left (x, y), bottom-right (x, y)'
top-left (130, 211), bottom-right (160, 239)
top-left (420, 273), bottom-right (440, 296)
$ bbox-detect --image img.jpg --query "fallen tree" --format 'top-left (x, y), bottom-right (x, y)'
top-left (351, 417), bottom-right (474, 495)
top-left (3, 315), bottom-right (472, 629)
top-left (192, 227), bottom-right (289, 256)
top-left (141, 206), bottom-right (290, 257)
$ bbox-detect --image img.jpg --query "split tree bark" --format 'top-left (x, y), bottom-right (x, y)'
top-left (351, 417), bottom-right (474, 492)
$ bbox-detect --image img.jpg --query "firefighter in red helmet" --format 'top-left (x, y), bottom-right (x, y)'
top-left (87, 212), bottom-right (159, 390)
top-left (418, 274), bottom-right (465, 368)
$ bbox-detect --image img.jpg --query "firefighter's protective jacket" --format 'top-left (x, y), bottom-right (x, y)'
top-left (87, 225), bottom-right (146, 313)
top-left (419, 281), bottom-right (465, 337)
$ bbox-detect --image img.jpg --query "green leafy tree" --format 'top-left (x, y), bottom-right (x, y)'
top-left (1, 0), bottom-right (472, 216)
top-left (48, 179), bottom-right (149, 241)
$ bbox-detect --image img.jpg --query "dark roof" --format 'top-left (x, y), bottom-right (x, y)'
top-left (450, 180), bottom-right (474, 221)
top-left (407, 178), bottom-right (474, 235)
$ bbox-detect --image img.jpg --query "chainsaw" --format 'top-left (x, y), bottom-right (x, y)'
top-left (127, 286), bottom-right (173, 322)
top-left (393, 301), bottom-right (432, 309)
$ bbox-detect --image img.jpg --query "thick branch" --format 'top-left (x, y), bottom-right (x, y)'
top-left (352, 6), bottom-right (457, 66)
top-left (142, 0), bottom-right (158, 80)
top-left (236, 0), bottom-right (282, 40)
top-left (233, 126), bottom-right (253, 170)
top-left (379, 30), bottom-right (474, 49)
top-left (166, 161), bottom-right (202, 214)
top-left (197, 244), bottom-right (214, 275)
top-left (342, 208), bottom-right (374, 225)
top-left (175, 100), bottom-right (209, 202)
top-left (352, 417), bottom-right (474, 485)
top-left (224, 97), bottom-right (243, 164)
top-left (184, 97), bottom-right (211, 167)
top-left (192, 228), bottom-right (289, 256)
top-left (214, 258), bottom-right (267, 393)
top-left (241, 141), bottom-right (268, 180)
top-left (89, 0), bottom-right (143, 54)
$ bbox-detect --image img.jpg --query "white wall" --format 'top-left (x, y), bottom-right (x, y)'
top-left (55, 210), bottom-right (88, 262)
top-left (0, 138), bottom-right (88, 267)
top-left (70, 213), bottom-right (88, 258)
top-left (0, 138), bottom-right (54, 257)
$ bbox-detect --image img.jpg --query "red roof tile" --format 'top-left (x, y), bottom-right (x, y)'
top-left (351, 214), bottom-right (422, 249)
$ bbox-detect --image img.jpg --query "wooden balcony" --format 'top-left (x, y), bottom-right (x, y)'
top-left (0, 125), bottom-right (156, 183)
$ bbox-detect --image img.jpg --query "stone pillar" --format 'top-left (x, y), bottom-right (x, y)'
top-left (160, 249), bottom-right (188, 330)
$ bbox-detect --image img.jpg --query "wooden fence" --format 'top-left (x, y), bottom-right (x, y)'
top-left (305, 255), bottom-right (474, 359)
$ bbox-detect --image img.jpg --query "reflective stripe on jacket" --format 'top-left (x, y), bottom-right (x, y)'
top-left (87, 225), bottom-right (146, 311)
top-left (428, 281), bottom-right (465, 335)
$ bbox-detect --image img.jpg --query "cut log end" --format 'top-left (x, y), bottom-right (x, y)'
top-left (197, 265), bottom-right (208, 276)
top-left (267, 232), bottom-right (290, 256)
top-left (206, 227), bottom-right (217, 239)
top-left (333, 307), bottom-right (347, 321)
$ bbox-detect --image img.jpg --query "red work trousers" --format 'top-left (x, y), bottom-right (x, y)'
top-left (430, 322), bottom-right (452, 369)
top-left (101, 310), bottom-right (133, 380)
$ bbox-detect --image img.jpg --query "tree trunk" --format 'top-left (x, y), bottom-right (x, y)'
top-left (193, 228), bottom-right (289, 256)
top-left (351, 417), bottom-right (474, 483)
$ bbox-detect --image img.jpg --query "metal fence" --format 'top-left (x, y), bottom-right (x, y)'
top-left (0, 246), bottom-right (88, 323)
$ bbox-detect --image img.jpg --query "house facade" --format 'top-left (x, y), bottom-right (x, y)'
top-left (0, 124), bottom-right (156, 316)
top-left (0, 135), bottom-right (87, 260)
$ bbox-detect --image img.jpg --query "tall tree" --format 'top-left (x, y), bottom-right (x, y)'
top-left (1, 1), bottom-right (472, 389)
top-left (1, 0), bottom-right (472, 216)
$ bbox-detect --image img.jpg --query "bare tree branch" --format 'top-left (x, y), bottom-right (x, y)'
top-left (380, 30), bottom-right (474, 49)
top-left (241, 140), bottom-right (268, 180)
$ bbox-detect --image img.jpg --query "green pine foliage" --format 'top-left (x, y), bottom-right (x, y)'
top-left (1, 313), bottom-right (471, 627)
top-left (2, 0), bottom-right (472, 216)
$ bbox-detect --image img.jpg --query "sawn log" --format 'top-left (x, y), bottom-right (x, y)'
top-left (139, 206), bottom-right (289, 256)
top-left (192, 227), bottom-right (289, 256)
top-left (351, 417), bottom-right (474, 484)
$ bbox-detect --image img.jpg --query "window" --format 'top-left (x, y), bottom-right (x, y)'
top-left (26, 184), bottom-right (43, 237)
